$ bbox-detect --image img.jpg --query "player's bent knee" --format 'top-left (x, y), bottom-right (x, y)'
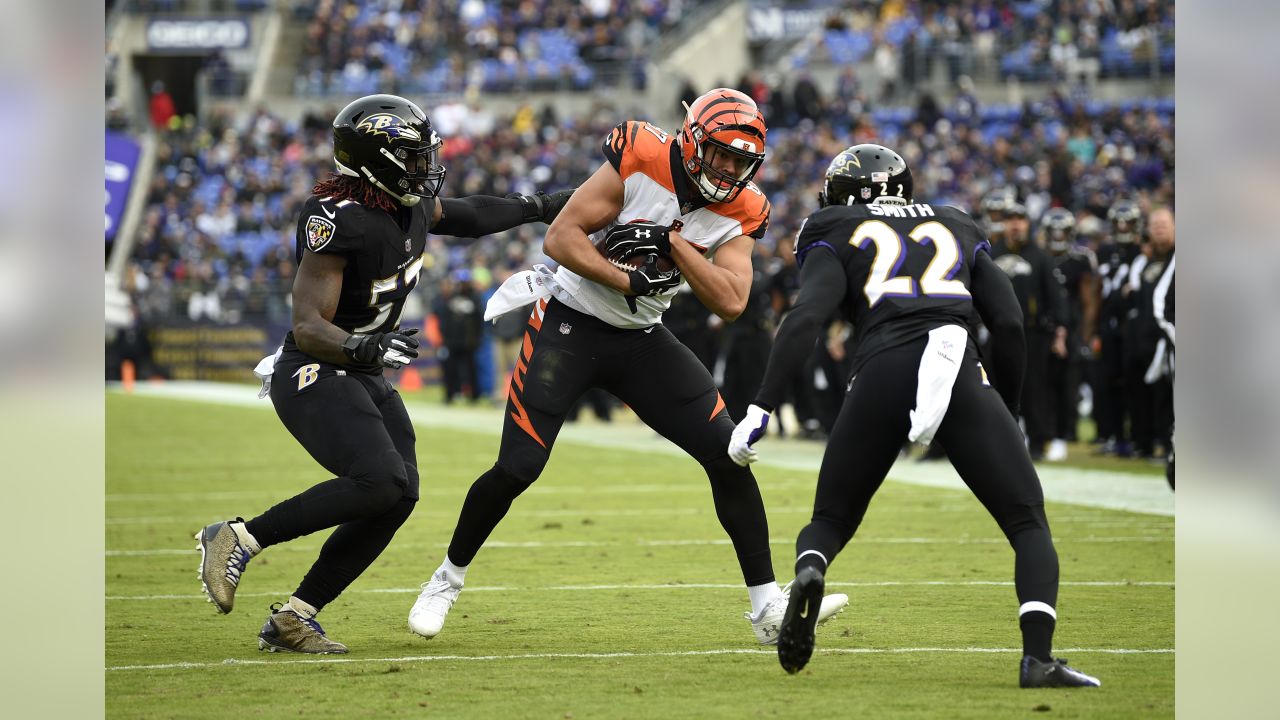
top-left (487, 461), bottom-right (538, 494)
top-left (702, 453), bottom-right (754, 481)
top-left (347, 449), bottom-right (410, 514)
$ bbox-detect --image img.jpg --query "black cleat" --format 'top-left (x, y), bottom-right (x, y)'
top-left (777, 566), bottom-right (825, 674)
top-left (1020, 655), bottom-right (1101, 688)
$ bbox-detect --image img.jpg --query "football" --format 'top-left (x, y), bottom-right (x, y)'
top-left (597, 240), bottom-right (677, 273)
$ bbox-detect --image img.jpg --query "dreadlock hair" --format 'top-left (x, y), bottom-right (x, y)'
top-left (311, 173), bottom-right (399, 214)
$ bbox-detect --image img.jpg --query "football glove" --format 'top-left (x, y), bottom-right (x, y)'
top-left (511, 189), bottom-right (575, 224)
top-left (624, 254), bottom-right (682, 313)
top-left (342, 328), bottom-right (420, 369)
top-left (728, 404), bottom-right (772, 466)
top-left (602, 220), bottom-right (672, 261)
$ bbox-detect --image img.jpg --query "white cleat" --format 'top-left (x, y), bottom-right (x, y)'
top-left (746, 583), bottom-right (849, 645)
top-left (408, 569), bottom-right (464, 639)
top-left (1046, 439), bottom-right (1069, 462)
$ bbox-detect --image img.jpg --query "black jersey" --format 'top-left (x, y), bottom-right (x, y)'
top-left (792, 202), bottom-right (990, 372)
top-left (755, 201), bottom-right (1027, 415)
top-left (1052, 247), bottom-right (1097, 335)
top-left (282, 194), bottom-right (436, 372)
top-left (1095, 241), bottom-right (1141, 334)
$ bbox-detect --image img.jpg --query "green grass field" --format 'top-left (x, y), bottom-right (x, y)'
top-left (106, 390), bottom-right (1173, 718)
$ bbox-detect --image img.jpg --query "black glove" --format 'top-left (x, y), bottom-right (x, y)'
top-left (602, 220), bottom-right (672, 261)
top-left (624, 255), bottom-right (682, 314)
top-left (510, 189), bottom-right (575, 224)
top-left (342, 328), bottom-right (420, 369)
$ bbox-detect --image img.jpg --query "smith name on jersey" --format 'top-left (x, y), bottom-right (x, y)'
top-left (549, 120), bottom-right (771, 329)
top-left (794, 201), bottom-right (989, 372)
top-left (282, 195), bottom-right (435, 373)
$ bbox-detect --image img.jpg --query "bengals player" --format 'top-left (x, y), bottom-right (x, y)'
top-left (410, 88), bottom-right (848, 644)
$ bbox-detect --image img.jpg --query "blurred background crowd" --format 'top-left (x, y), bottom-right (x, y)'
top-left (106, 0), bottom-right (1174, 464)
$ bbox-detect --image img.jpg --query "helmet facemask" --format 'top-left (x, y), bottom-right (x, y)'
top-left (687, 134), bottom-right (764, 203)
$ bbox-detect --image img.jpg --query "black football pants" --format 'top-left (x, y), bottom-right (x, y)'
top-left (446, 298), bottom-right (776, 586)
top-left (244, 350), bottom-right (418, 611)
top-left (794, 337), bottom-right (1059, 610)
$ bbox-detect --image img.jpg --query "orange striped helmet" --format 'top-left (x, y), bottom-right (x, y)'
top-left (678, 88), bottom-right (767, 203)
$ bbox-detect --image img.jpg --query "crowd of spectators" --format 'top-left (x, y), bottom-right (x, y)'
top-left (774, 0), bottom-right (1173, 89)
top-left (293, 0), bottom-right (683, 96)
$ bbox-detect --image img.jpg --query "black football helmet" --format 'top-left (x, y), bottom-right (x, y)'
top-left (332, 94), bottom-right (446, 207)
top-left (1107, 199), bottom-right (1144, 245)
top-left (979, 186), bottom-right (1017, 236)
top-left (818, 144), bottom-right (913, 208)
top-left (1040, 207), bottom-right (1076, 254)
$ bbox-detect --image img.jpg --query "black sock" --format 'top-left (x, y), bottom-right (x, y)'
top-left (1020, 610), bottom-right (1055, 662)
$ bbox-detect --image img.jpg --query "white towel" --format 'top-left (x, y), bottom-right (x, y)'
top-left (253, 345), bottom-right (283, 399)
top-left (907, 324), bottom-right (968, 445)
top-left (485, 264), bottom-right (558, 322)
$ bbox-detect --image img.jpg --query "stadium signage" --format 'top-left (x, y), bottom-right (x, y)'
top-left (146, 19), bottom-right (250, 50)
top-left (747, 2), bottom-right (834, 42)
top-left (105, 131), bottom-right (140, 241)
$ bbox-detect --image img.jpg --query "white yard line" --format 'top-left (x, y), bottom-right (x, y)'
top-left (107, 646), bottom-right (1174, 672)
top-left (110, 382), bottom-right (1175, 517)
top-left (106, 579), bottom-right (1172, 601)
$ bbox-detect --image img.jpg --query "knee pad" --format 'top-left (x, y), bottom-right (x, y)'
top-left (347, 449), bottom-right (409, 514)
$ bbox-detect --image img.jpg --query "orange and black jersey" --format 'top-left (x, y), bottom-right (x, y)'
top-left (282, 195), bottom-right (435, 373)
top-left (754, 202), bottom-right (1027, 414)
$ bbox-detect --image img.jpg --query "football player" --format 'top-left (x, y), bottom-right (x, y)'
top-left (409, 88), bottom-right (848, 645)
top-left (195, 94), bottom-right (571, 653)
top-left (1042, 208), bottom-right (1099, 462)
top-left (1092, 199), bottom-right (1145, 455)
top-left (990, 200), bottom-right (1069, 460)
top-left (727, 145), bottom-right (1100, 687)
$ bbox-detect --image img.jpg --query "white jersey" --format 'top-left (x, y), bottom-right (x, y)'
top-left (550, 120), bottom-right (771, 329)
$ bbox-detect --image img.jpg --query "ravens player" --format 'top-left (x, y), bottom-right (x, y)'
top-left (1092, 199), bottom-right (1145, 455)
top-left (728, 144), bottom-right (1099, 687)
top-left (409, 88), bottom-right (847, 646)
top-left (1043, 208), bottom-right (1099, 461)
top-left (195, 94), bottom-right (570, 653)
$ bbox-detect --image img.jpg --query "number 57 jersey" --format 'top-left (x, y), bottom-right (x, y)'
top-left (794, 201), bottom-right (990, 372)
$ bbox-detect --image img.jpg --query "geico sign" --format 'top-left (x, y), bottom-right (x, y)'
top-left (146, 20), bottom-right (250, 50)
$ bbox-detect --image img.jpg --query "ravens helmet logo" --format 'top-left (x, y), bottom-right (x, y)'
top-left (355, 113), bottom-right (422, 142)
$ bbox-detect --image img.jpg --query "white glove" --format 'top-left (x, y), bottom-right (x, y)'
top-left (728, 404), bottom-right (772, 466)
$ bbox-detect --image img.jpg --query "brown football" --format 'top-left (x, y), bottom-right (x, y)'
top-left (596, 240), bottom-right (676, 273)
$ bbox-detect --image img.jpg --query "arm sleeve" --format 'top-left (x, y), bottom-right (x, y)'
top-left (433, 195), bottom-right (529, 237)
top-left (753, 248), bottom-right (847, 411)
top-left (971, 250), bottom-right (1026, 414)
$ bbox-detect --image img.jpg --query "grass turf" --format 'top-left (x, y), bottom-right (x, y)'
top-left (106, 392), bottom-right (1173, 718)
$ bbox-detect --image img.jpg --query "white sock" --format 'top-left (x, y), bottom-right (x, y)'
top-left (441, 556), bottom-right (468, 584)
top-left (284, 596), bottom-right (319, 619)
top-left (747, 581), bottom-right (784, 617)
top-left (230, 520), bottom-right (262, 556)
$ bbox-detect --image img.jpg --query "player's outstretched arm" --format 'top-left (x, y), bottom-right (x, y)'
top-left (431, 189), bottom-right (573, 238)
top-left (971, 250), bottom-right (1026, 415)
top-left (543, 162), bottom-right (632, 293)
top-left (672, 233), bottom-right (754, 321)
